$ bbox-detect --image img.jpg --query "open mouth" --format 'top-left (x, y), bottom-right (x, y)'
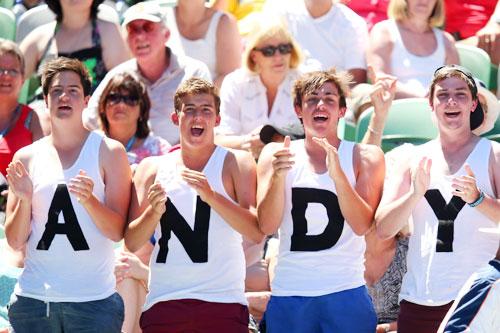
top-left (191, 125), bottom-right (204, 136)
top-left (58, 105), bottom-right (72, 111)
top-left (445, 111), bottom-right (460, 118)
top-left (312, 114), bottom-right (329, 123)
top-left (0, 83), bottom-right (12, 88)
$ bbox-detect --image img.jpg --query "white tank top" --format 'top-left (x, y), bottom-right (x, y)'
top-left (167, 8), bottom-right (223, 80)
top-left (272, 140), bottom-right (367, 296)
top-left (401, 139), bottom-right (499, 306)
top-left (15, 131), bottom-right (115, 302)
top-left (389, 20), bottom-right (445, 94)
top-left (144, 146), bottom-right (247, 311)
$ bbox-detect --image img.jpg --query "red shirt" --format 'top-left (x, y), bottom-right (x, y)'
top-left (0, 105), bottom-right (34, 176)
top-left (444, 0), bottom-right (497, 39)
top-left (346, 0), bottom-right (389, 31)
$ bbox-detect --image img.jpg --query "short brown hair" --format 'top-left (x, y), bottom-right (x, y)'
top-left (0, 38), bottom-right (25, 76)
top-left (98, 73), bottom-right (151, 139)
top-left (174, 78), bottom-right (221, 114)
top-left (41, 57), bottom-right (92, 97)
top-left (293, 68), bottom-right (352, 109)
top-left (388, 0), bottom-right (444, 27)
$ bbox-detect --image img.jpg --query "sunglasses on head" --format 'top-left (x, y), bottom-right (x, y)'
top-left (433, 65), bottom-right (478, 95)
top-left (126, 21), bottom-right (157, 35)
top-left (254, 43), bottom-right (293, 57)
top-left (107, 93), bottom-right (140, 106)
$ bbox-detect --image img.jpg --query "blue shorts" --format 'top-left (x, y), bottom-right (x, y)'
top-left (263, 286), bottom-right (376, 333)
top-left (8, 293), bottom-right (124, 333)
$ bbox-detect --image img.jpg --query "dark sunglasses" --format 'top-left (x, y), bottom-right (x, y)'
top-left (107, 93), bottom-right (140, 106)
top-left (126, 21), bottom-right (157, 35)
top-left (254, 43), bottom-right (293, 57)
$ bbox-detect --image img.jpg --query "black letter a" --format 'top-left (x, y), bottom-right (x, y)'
top-left (36, 184), bottom-right (89, 251)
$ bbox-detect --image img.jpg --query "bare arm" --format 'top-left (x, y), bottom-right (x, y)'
top-left (443, 31), bottom-right (460, 65)
top-left (99, 20), bottom-right (131, 71)
top-left (71, 138), bottom-right (131, 241)
top-left (256, 138), bottom-right (293, 235)
top-left (367, 21), bottom-right (393, 79)
top-left (214, 13), bottom-right (241, 88)
top-left (124, 157), bottom-right (163, 252)
top-left (28, 109), bottom-right (46, 141)
top-left (376, 157), bottom-right (431, 239)
top-left (5, 149), bottom-right (33, 250)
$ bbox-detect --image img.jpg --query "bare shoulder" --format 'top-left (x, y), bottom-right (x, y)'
top-left (370, 20), bottom-right (392, 42)
top-left (354, 142), bottom-right (385, 167)
top-left (217, 10), bottom-right (238, 31)
top-left (12, 143), bottom-right (37, 167)
top-left (224, 147), bottom-right (255, 173)
top-left (96, 19), bottom-right (121, 37)
top-left (134, 156), bottom-right (162, 182)
top-left (443, 30), bottom-right (458, 47)
top-left (100, 135), bottom-right (127, 155)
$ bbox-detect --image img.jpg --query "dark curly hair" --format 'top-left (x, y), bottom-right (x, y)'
top-left (46, 0), bottom-right (104, 22)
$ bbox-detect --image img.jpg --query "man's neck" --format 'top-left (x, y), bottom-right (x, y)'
top-left (137, 48), bottom-right (170, 83)
top-left (305, 0), bottom-right (333, 18)
top-left (439, 130), bottom-right (476, 154)
top-left (304, 134), bottom-right (340, 171)
top-left (180, 142), bottom-right (217, 172)
top-left (50, 121), bottom-right (89, 150)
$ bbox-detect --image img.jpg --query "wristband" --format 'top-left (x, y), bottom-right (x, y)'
top-left (468, 190), bottom-right (485, 207)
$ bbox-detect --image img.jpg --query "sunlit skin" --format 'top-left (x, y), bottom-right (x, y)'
top-left (295, 82), bottom-right (346, 142)
top-left (407, 0), bottom-right (438, 21)
top-left (44, 71), bottom-right (90, 121)
top-left (126, 20), bottom-right (169, 62)
top-left (431, 76), bottom-right (478, 133)
top-left (251, 36), bottom-right (292, 76)
top-left (0, 54), bottom-right (23, 97)
top-left (172, 93), bottom-right (221, 149)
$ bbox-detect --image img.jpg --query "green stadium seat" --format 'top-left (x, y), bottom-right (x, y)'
top-left (0, 7), bottom-right (15, 41)
top-left (0, 0), bottom-right (14, 9)
top-left (337, 118), bottom-right (356, 142)
top-left (355, 98), bottom-right (438, 152)
top-left (457, 44), bottom-right (492, 89)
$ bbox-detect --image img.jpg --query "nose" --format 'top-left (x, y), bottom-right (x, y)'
top-left (446, 96), bottom-right (457, 105)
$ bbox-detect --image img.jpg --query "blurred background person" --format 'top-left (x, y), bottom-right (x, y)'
top-left (166, 0), bottom-right (241, 88)
top-left (20, 0), bottom-right (130, 92)
top-left (368, 0), bottom-right (459, 98)
top-left (215, 19), bottom-right (303, 160)
top-left (0, 39), bottom-right (44, 178)
top-left (97, 73), bottom-right (169, 333)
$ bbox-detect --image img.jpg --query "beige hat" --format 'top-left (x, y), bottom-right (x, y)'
top-left (122, 2), bottom-right (166, 27)
top-left (473, 87), bottom-right (500, 136)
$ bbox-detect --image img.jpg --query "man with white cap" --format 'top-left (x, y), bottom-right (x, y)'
top-left (375, 65), bottom-right (500, 333)
top-left (84, 1), bottom-right (211, 145)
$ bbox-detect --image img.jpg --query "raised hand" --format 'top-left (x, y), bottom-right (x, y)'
top-left (68, 169), bottom-right (94, 204)
top-left (410, 157), bottom-right (432, 196)
top-left (271, 136), bottom-right (294, 179)
top-left (6, 161), bottom-right (33, 201)
top-left (312, 137), bottom-right (341, 179)
top-left (147, 182), bottom-right (167, 215)
top-left (181, 168), bottom-right (214, 203)
top-left (452, 164), bottom-right (481, 204)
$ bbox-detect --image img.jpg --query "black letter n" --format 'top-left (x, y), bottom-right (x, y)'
top-left (36, 184), bottom-right (89, 251)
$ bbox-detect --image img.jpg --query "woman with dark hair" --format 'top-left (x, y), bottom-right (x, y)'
top-left (20, 0), bottom-right (130, 91)
top-left (98, 72), bottom-right (170, 169)
top-left (98, 73), bottom-right (169, 333)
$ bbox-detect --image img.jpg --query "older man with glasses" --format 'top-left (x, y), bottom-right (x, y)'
top-left (84, 2), bottom-right (211, 146)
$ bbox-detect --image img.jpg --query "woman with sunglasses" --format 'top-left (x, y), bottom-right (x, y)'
top-left (98, 73), bottom-right (170, 169)
top-left (20, 0), bottom-right (130, 93)
top-left (215, 20), bottom-right (304, 160)
top-left (98, 73), bottom-right (170, 333)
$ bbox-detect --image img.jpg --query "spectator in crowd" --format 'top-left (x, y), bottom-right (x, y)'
top-left (438, 228), bottom-right (500, 333)
top-left (98, 72), bottom-right (170, 170)
top-left (125, 78), bottom-right (263, 332)
top-left (20, 0), bottom-right (130, 92)
top-left (5, 57), bottom-right (131, 332)
top-left (97, 72), bottom-right (170, 333)
top-left (264, 0), bottom-right (369, 85)
top-left (85, 1), bottom-right (211, 145)
top-left (215, 20), bottom-right (304, 160)
top-left (368, 0), bottom-right (459, 99)
top-left (375, 65), bottom-right (500, 333)
top-left (12, 0), bottom-right (43, 21)
top-left (0, 39), bottom-right (45, 177)
top-left (166, 0), bottom-right (241, 88)
top-left (257, 69), bottom-right (385, 332)
top-left (444, 0), bottom-right (500, 65)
